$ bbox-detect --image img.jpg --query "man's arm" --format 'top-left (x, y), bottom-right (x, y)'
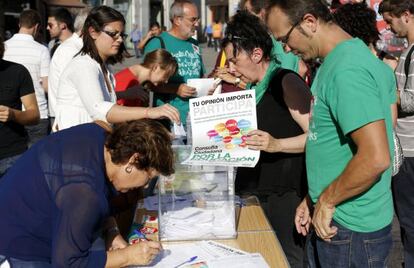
top-left (0, 93), bottom-right (39, 125)
top-left (313, 120), bottom-right (390, 240)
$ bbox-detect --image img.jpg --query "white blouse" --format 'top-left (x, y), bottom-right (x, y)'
top-left (54, 53), bottom-right (116, 131)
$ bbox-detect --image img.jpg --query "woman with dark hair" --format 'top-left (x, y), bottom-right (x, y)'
top-left (115, 49), bottom-right (178, 107)
top-left (0, 119), bottom-right (173, 267)
top-left (54, 6), bottom-right (179, 131)
top-left (334, 2), bottom-right (398, 70)
top-left (222, 11), bottom-right (311, 267)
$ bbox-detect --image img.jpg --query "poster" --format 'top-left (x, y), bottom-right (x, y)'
top-left (183, 90), bottom-right (260, 167)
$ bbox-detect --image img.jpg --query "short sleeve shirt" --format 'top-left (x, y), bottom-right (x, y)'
top-left (306, 38), bottom-right (396, 232)
top-left (0, 60), bottom-right (34, 159)
top-left (144, 32), bottom-right (205, 125)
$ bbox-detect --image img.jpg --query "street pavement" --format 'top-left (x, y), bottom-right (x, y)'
top-left (112, 42), bottom-right (404, 268)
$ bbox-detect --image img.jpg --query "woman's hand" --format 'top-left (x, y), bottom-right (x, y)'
top-left (148, 104), bottom-right (180, 124)
top-left (125, 241), bottom-right (162, 266)
top-left (214, 67), bottom-right (238, 85)
top-left (245, 129), bottom-right (282, 153)
top-left (177, 84), bottom-right (196, 98)
top-left (107, 234), bottom-right (128, 251)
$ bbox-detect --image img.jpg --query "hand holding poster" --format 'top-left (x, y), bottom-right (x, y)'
top-left (183, 90), bottom-right (260, 167)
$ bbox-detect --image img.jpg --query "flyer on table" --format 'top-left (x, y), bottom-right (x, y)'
top-left (183, 90), bottom-right (260, 167)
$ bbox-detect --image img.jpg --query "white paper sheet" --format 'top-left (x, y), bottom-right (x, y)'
top-left (138, 240), bottom-right (249, 268)
top-left (187, 78), bottom-right (216, 97)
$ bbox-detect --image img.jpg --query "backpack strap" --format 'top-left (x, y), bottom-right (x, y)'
top-left (404, 45), bottom-right (414, 89)
top-left (149, 36), bottom-right (166, 49)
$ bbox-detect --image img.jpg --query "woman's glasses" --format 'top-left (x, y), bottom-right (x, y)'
top-left (102, 30), bottom-right (128, 40)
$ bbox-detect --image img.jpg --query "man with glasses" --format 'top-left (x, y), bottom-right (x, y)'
top-left (241, 0), bottom-right (305, 76)
top-left (144, 0), bottom-right (205, 142)
top-left (47, 8), bottom-right (74, 57)
top-left (267, 0), bottom-right (396, 267)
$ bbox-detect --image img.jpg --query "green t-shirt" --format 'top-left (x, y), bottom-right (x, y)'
top-left (271, 36), bottom-right (299, 73)
top-left (247, 37), bottom-right (299, 92)
top-left (306, 38), bottom-right (396, 232)
top-left (144, 32), bottom-right (205, 125)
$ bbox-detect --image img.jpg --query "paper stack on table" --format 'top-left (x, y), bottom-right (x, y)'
top-left (160, 204), bottom-right (236, 240)
top-left (138, 240), bottom-right (269, 268)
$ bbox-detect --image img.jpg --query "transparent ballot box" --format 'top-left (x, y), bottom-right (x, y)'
top-left (157, 146), bottom-right (237, 242)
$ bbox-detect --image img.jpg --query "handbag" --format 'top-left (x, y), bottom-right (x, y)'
top-left (392, 131), bottom-right (404, 176)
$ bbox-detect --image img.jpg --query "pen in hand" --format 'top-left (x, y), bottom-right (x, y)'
top-left (173, 256), bottom-right (198, 268)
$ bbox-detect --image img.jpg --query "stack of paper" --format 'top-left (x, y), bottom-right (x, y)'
top-left (160, 204), bottom-right (236, 240)
top-left (138, 240), bottom-right (269, 268)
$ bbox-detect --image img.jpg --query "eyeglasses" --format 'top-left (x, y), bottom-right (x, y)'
top-left (179, 16), bottom-right (200, 24)
top-left (276, 21), bottom-right (300, 47)
top-left (102, 30), bottom-right (128, 40)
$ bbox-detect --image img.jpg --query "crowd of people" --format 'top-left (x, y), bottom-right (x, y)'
top-left (0, 0), bottom-right (413, 267)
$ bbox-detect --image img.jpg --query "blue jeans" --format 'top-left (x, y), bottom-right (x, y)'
top-left (392, 157), bottom-right (414, 267)
top-left (0, 154), bottom-right (21, 178)
top-left (307, 221), bottom-right (392, 268)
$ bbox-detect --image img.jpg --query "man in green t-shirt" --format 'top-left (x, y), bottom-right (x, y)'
top-left (144, 0), bottom-right (205, 134)
top-left (267, 0), bottom-right (396, 266)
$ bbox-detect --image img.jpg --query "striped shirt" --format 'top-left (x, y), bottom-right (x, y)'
top-left (4, 34), bottom-right (50, 119)
top-left (396, 43), bottom-right (414, 157)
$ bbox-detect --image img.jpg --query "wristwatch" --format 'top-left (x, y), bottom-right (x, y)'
top-left (234, 77), bottom-right (241, 86)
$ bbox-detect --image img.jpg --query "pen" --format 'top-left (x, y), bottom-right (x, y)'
top-left (173, 256), bottom-right (198, 268)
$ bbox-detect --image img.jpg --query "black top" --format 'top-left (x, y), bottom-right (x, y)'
top-left (0, 60), bottom-right (34, 160)
top-left (236, 69), bottom-right (307, 197)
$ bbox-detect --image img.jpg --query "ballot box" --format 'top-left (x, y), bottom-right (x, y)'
top-left (157, 146), bottom-right (237, 241)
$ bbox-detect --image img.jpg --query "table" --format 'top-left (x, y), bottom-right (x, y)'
top-left (134, 196), bottom-right (289, 267)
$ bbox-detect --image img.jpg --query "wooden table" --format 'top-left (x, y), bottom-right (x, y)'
top-left (135, 196), bottom-right (289, 267)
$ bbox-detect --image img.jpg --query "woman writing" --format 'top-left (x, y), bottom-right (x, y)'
top-left (0, 119), bottom-right (173, 267)
top-left (55, 6), bottom-right (179, 131)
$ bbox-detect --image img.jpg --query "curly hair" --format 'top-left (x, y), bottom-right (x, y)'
top-left (334, 2), bottom-right (379, 46)
top-left (105, 119), bottom-right (174, 176)
top-left (221, 10), bottom-right (272, 60)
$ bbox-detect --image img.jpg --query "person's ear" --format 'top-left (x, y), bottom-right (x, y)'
top-left (251, 47), bottom-right (264, 64)
top-left (128, 153), bottom-right (139, 165)
top-left (89, 26), bottom-right (99, 40)
top-left (403, 10), bottom-right (412, 23)
top-left (302, 13), bottom-right (318, 33)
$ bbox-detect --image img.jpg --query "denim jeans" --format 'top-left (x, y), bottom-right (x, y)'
top-left (307, 221), bottom-right (392, 268)
top-left (0, 255), bottom-right (51, 268)
top-left (0, 154), bottom-right (21, 178)
top-left (392, 157), bottom-right (414, 267)
top-left (25, 118), bottom-right (49, 147)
